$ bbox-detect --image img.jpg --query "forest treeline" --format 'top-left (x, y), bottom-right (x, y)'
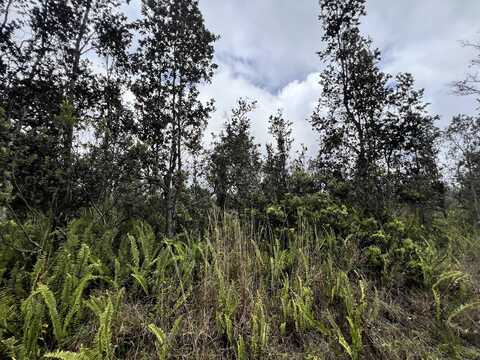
top-left (1, 0), bottom-right (480, 359)
top-left (0, 0), bottom-right (479, 230)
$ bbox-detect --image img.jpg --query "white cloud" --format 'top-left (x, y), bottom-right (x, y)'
top-left (363, 0), bottom-right (480, 125)
top-left (199, 0), bottom-right (322, 90)
top-left (121, 0), bottom-right (480, 156)
top-left (200, 63), bottom-right (321, 156)
top-left (197, 0), bottom-right (480, 141)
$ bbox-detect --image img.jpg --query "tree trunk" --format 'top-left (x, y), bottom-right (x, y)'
top-left (468, 164), bottom-right (480, 226)
top-left (64, 0), bottom-right (92, 205)
top-left (165, 70), bottom-right (178, 237)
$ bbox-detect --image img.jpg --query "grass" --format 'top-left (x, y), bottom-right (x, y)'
top-left (0, 207), bottom-right (479, 359)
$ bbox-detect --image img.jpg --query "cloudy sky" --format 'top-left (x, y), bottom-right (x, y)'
top-left (127, 0), bottom-right (480, 155)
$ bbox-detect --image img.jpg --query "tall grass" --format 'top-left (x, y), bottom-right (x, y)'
top-left (0, 208), bottom-right (479, 359)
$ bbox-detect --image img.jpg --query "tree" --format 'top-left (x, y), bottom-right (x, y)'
top-left (0, 0), bottom-right (131, 220)
top-left (83, 13), bottom-right (134, 205)
top-left (312, 0), bottom-right (442, 217)
top-left (0, 107), bottom-right (12, 213)
top-left (444, 115), bottom-right (480, 226)
top-left (132, 0), bottom-right (217, 236)
top-left (453, 39), bottom-right (480, 103)
top-left (263, 110), bottom-right (293, 202)
top-left (208, 99), bottom-right (262, 212)
top-left (381, 73), bottom-right (443, 215)
top-left (312, 0), bottom-right (391, 208)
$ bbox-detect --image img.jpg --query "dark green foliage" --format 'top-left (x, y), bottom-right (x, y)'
top-left (263, 110), bottom-right (293, 202)
top-left (313, 0), bottom-right (443, 217)
top-left (444, 115), bottom-right (480, 226)
top-left (208, 99), bottom-right (262, 212)
top-left (0, 107), bottom-right (12, 208)
top-left (131, 0), bottom-right (217, 236)
top-left (0, 0), bottom-right (131, 220)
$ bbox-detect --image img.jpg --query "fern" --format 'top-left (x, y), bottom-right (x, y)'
top-left (30, 255), bottom-right (47, 291)
top-left (0, 337), bottom-right (19, 359)
top-left (236, 335), bottom-right (247, 360)
top-left (63, 273), bottom-right (99, 333)
top-left (0, 290), bottom-right (16, 334)
top-left (31, 284), bottom-right (65, 342)
top-left (432, 271), bottom-right (469, 321)
top-left (329, 273), bottom-right (366, 360)
top-left (447, 301), bottom-right (480, 333)
top-left (49, 293), bottom-right (122, 360)
top-left (148, 324), bottom-right (168, 360)
top-left (95, 299), bottom-right (114, 359)
top-left (20, 295), bottom-right (44, 359)
top-left (131, 272), bottom-right (149, 295)
top-left (129, 234), bottom-right (141, 271)
top-left (328, 313), bottom-right (353, 359)
top-left (215, 275), bottom-right (238, 346)
top-left (148, 316), bottom-right (183, 360)
top-left (113, 258), bottom-right (121, 289)
top-left (251, 294), bottom-right (269, 357)
top-left (44, 348), bottom-right (96, 360)
top-left (135, 221), bottom-right (156, 267)
top-left (280, 276), bottom-right (325, 335)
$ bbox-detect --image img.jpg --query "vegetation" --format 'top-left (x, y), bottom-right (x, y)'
top-left (0, 205), bottom-right (479, 359)
top-left (1, 0), bottom-right (479, 358)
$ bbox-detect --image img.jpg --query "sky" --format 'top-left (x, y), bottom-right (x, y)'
top-left (129, 0), bottom-right (480, 155)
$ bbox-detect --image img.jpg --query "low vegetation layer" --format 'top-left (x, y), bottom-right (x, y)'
top-left (1, 198), bottom-right (479, 359)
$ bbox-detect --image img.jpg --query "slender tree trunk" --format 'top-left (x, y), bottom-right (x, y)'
top-left (165, 71), bottom-right (178, 237)
top-left (64, 0), bottom-right (92, 204)
top-left (467, 160), bottom-right (480, 226)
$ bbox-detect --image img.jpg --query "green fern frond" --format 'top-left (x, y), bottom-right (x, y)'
top-left (148, 323), bottom-right (168, 360)
top-left (95, 299), bottom-right (114, 359)
top-left (128, 234), bottom-right (140, 271)
top-left (63, 274), bottom-right (99, 333)
top-left (20, 295), bottom-right (44, 359)
top-left (30, 254), bottom-right (47, 291)
top-left (32, 284), bottom-right (65, 342)
top-left (44, 348), bottom-right (97, 360)
top-left (131, 272), bottom-right (149, 295)
top-left (432, 271), bottom-right (469, 321)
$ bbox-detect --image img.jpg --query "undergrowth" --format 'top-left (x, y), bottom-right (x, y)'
top-left (0, 202), bottom-right (479, 359)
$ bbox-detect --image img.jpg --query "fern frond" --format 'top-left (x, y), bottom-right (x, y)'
top-left (95, 299), bottom-right (114, 359)
top-left (148, 323), bottom-right (167, 360)
top-left (447, 301), bottom-right (480, 332)
top-left (63, 274), bottom-right (99, 333)
top-left (20, 295), bottom-right (44, 359)
top-left (128, 234), bottom-right (140, 271)
top-left (131, 272), bottom-right (149, 295)
top-left (432, 270), bottom-right (469, 321)
top-left (44, 348), bottom-right (96, 360)
top-left (33, 284), bottom-right (65, 342)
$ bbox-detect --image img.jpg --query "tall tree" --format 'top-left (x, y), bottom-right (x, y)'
top-left (444, 115), bottom-right (480, 226)
top-left (208, 99), bottom-right (262, 212)
top-left (382, 73), bottom-right (443, 214)
top-left (312, 0), bottom-right (442, 216)
top-left (312, 0), bottom-right (390, 207)
top-left (0, 107), bottom-right (12, 213)
top-left (0, 0), bottom-right (130, 219)
top-left (132, 0), bottom-right (217, 236)
top-left (53, 0), bottom-right (131, 208)
top-left (263, 110), bottom-right (293, 202)
top-left (83, 10), bottom-right (133, 205)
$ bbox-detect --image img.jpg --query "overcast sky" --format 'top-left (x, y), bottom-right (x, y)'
top-left (195, 0), bottom-right (480, 155)
top-left (128, 0), bottom-right (480, 155)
